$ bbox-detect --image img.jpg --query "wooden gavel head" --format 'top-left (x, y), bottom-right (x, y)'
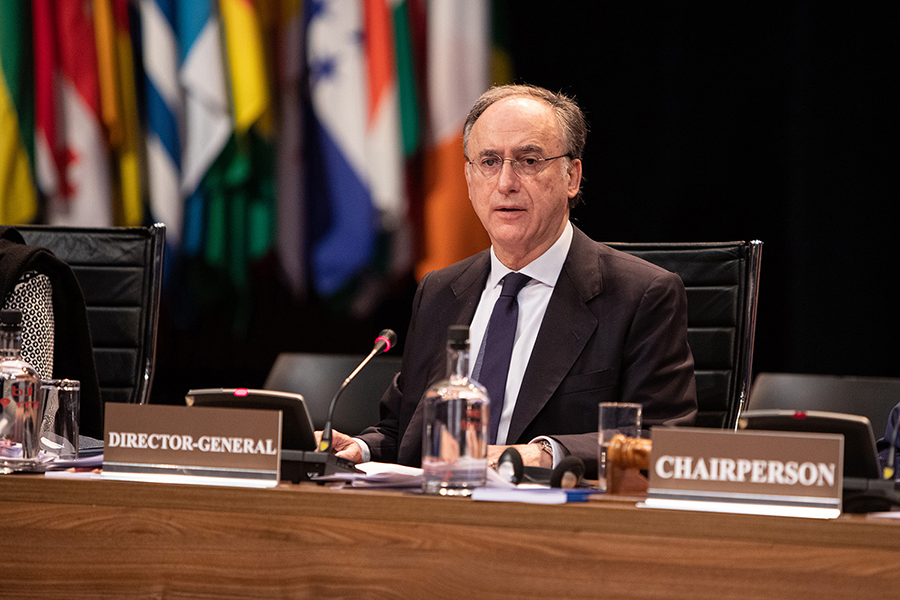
top-left (605, 434), bottom-right (652, 495)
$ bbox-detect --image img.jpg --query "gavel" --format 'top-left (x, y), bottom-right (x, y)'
top-left (605, 434), bottom-right (652, 495)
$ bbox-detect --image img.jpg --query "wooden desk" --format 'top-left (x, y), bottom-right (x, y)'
top-left (1, 474), bottom-right (899, 599)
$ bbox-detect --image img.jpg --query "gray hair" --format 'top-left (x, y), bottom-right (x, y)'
top-left (463, 84), bottom-right (588, 207)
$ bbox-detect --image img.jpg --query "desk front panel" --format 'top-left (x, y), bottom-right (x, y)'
top-left (1, 476), bottom-right (899, 599)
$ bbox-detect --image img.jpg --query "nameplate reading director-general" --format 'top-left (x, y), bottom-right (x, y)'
top-left (102, 404), bottom-right (282, 488)
top-left (640, 427), bottom-right (843, 519)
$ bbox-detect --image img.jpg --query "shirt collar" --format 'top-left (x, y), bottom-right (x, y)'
top-left (487, 221), bottom-right (573, 289)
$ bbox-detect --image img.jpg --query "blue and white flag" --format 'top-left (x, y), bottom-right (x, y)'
top-left (305, 0), bottom-right (378, 296)
top-left (176, 0), bottom-right (231, 255)
top-left (140, 0), bottom-right (183, 243)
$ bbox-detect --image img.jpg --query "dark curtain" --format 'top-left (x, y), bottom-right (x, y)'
top-left (508, 2), bottom-right (898, 377)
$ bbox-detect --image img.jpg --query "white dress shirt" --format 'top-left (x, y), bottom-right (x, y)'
top-left (468, 221), bottom-right (573, 449)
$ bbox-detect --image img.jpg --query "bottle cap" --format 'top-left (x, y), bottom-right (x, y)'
top-left (447, 325), bottom-right (469, 349)
top-left (0, 309), bottom-right (22, 327)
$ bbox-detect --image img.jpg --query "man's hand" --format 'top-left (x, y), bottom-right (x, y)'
top-left (487, 443), bottom-right (552, 469)
top-left (314, 429), bottom-right (363, 464)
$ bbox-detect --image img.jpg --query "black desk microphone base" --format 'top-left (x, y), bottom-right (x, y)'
top-left (280, 450), bottom-right (364, 483)
top-left (843, 476), bottom-right (900, 513)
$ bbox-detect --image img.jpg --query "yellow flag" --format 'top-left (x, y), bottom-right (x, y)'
top-left (94, 0), bottom-right (143, 226)
top-left (220, 0), bottom-right (272, 134)
top-left (0, 48), bottom-right (37, 224)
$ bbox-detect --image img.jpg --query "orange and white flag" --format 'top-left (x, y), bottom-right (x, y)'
top-left (417, 0), bottom-right (491, 278)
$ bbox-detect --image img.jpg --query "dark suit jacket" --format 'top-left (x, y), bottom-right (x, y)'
top-left (0, 226), bottom-right (103, 437)
top-left (357, 225), bottom-right (697, 475)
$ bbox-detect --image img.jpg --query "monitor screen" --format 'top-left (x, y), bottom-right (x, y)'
top-left (738, 409), bottom-right (882, 480)
top-left (185, 388), bottom-right (317, 452)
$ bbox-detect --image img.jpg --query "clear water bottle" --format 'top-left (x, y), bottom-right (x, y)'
top-left (422, 325), bottom-right (489, 495)
top-left (0, 309), bottom-right (43, 465)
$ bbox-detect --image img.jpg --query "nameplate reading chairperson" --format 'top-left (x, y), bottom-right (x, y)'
top-left (103, 403), bottom-right (282, 488)
top-left (642, 427), bottom-right (843, 519)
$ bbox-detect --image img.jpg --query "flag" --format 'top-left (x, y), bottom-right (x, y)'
top-left (32, 0), bottom-right (62, 201)
top-left (417, 0), bottom-right (491, 279)
top-left (0, 0), bottom-right (37, 224)
top-left (393, 0), bottom-right (422, 161)
top-left (177, 0), bottom-right (230, 196)
top-left (177, 0), bottom-right (231, 255)
top-left (214, 0), bottom-right (277, 290)
top-left (275, 0), bottom-right (307, 296)
top-left (220, 0), bottom-right (272, 135)
top-left (304, 0), bottom-right (378, 297)
top-left (113, 0), bottom-right (144, 226)
top-left (366, 0), bottom-right (413, 283)
top-left (95, 0), bottom-right (144, 226)
top-left (365, 0), bottom-right (405, 229)
top-left (94, 0), bottom-right (124, 149)
top-left (395, 0), bottom-right (426, 271)
top-left (139, 0), bottom-right (182, 240)
top-left (35, 0), bottom-right (113, 227)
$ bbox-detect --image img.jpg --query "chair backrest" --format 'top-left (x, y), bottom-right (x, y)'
top-left (747, 373), bottom-right (900, 438)
top-left (264, 353), bottom-right (402, 436)
top-left (15, 224), bottom-right (165, 405)
top-left (605, 240), bottom-right (763, 429)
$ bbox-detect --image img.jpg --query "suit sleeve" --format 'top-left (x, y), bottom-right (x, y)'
top-left (551, 270), bottom-right (697, 471)
top-left (355, 272), bottom-right (430, 463)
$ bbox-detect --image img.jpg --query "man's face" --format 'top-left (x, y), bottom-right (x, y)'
top-left (465, 96), bottom-right (582, 269)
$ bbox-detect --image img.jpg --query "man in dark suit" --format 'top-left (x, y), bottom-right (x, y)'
top-left (326, 84), bottom-right (697, 475)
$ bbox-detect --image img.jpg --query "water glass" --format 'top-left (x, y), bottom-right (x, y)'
top-left (598, 402), bottom-right (641, 492)
top-left (40, 379), bottom-right (80, 460)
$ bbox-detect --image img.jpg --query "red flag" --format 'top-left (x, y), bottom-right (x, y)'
top-left (34, 0), bottom-right (113, 226)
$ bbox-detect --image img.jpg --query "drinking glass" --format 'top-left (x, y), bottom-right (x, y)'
top-left (40, 379), bottom-right (80, 460)
top-left (598, 402), bottom-right (641, 492)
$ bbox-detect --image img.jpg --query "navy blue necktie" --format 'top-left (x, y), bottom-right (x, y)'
top-left (477, 272), bottom-right (531, 445)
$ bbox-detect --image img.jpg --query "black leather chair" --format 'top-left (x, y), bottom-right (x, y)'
top-left (264, 353), bottom-right (402, 436)
top-left (15, 224), bottom-right (165, 406)
top-left (747, 373), bottom-right (900, 438)
top-left (605, 240), bottom-right (763, 429)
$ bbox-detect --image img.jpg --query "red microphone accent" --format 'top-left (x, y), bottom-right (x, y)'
top-left (234, 388), bottom-right (250, 397)
top-left (375, 335), bottom-right (391, 352)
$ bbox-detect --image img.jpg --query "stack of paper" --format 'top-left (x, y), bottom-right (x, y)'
top-left (313, 462), bottom-right (598, 503)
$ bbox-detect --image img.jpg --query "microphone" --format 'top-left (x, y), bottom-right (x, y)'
top-left (318, 329), bottom-right (397, 454)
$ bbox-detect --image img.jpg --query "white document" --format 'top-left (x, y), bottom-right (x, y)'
top-left (312, 461), bottom-right (524, 491)
top-left (312, 461), bottom-right (424, 489)
top-left (471, 487), bottom-right (569, 504)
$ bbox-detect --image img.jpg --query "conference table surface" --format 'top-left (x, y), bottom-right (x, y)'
top-left (2, 473), bottom-right (899, 599)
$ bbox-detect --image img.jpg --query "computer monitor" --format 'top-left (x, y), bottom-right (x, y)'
top-left (185, 388), bottom-right (317, 452)
top-left (185, 388), bottom-right (362, 483)
top-left (738, 409), bottom-right (882, 479)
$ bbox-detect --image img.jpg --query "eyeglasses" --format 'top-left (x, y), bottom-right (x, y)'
top-left (466, 153), bottom-right (571, 178)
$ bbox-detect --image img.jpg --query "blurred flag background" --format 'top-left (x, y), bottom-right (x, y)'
top-left (0, 0), bottom-right (507, 399)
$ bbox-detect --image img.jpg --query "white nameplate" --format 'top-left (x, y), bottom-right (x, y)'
top-left (102, 404), bottom-right (282, 488)
top-left (641, 427), bottom-right (843, 519)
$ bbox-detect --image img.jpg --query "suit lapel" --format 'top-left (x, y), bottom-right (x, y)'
top-left (397, 253), bottom-right (489, 464)
top-left (424, 254), bottom-right (489, 387)
top-left (507, 227), bottom-right (604, 442)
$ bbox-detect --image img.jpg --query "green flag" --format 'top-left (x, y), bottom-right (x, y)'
top-left (0, 0), bottom-right (36, 223)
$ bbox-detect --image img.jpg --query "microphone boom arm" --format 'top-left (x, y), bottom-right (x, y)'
top-left (318, 330), bottom-right (396, 454)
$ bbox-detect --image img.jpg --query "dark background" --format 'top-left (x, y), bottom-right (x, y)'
top-left (150, 2), bottom-right (897, 404)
